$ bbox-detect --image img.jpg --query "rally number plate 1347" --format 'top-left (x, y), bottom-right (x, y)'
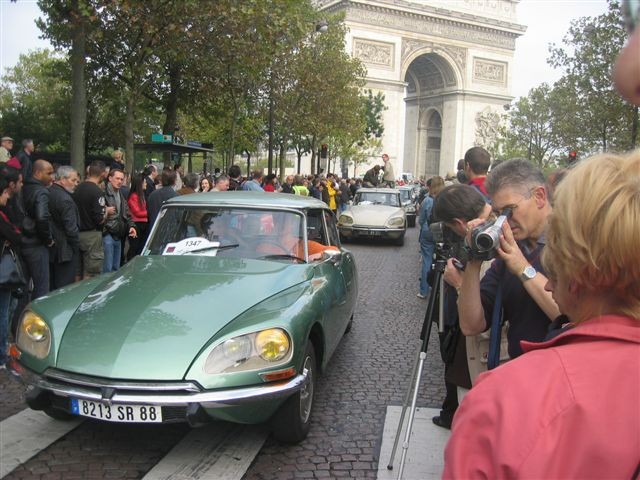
top-left (70, 398), bottom-right (163, 423)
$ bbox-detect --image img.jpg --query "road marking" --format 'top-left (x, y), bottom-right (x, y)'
top-left (143, 423), bottom-right (268, 480)
top-left (378, 406), bottom-right (450, 480)
top-left (0, 409), bottom-right (83, 478)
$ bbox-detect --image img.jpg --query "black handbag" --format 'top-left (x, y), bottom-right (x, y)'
top-left (0, 243), bottom-right (27, 290)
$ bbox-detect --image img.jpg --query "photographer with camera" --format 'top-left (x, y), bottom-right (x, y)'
top-left (457, 158), bottom-right (560, 359)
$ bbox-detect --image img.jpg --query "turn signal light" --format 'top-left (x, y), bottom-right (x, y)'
top-left (260, 367), bottom-right (296, 382)
top-left (9, 343), bottom-right (21, 360)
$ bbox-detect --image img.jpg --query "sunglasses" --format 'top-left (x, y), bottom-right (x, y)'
top-left (623, 0), bottom-right (640, 33)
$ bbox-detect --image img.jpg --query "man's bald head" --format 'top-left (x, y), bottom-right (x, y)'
top-left (33, 159), bottom-right (54, 186)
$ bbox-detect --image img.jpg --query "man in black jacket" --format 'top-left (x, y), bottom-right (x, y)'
top-left (21, 159), bottom-right (55, 299)
top-left (17, 139), bottom-right (34, 181)
top-left (147, 169), bottom-right (177, 227)
top-left (49, 166), bottom-right (80, 289)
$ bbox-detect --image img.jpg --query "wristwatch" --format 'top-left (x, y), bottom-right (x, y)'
top-left (520, 264), bottom-right (537, 282)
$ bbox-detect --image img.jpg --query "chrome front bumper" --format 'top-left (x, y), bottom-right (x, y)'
top-left (339, 226), bottom-right (405, 237)
top-left (8, 360), bottom-right (307, 408)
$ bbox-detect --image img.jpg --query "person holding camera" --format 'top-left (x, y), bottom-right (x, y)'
top-left (456, 159), bottom-right (560, 359)
top-left (444, 151), bottom-right (640, 478)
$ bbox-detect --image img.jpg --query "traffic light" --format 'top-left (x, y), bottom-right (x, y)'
top-left (320, 144), bottom-right (328, 159)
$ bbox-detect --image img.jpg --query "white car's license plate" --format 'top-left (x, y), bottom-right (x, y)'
top-left (70, 399), bottom-right (162, 423)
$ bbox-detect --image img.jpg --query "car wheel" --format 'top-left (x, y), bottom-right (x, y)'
top-left (44, 407), bottom-right (76, 421)
top-left (271, 341), bottom-right (316, 443)
top-left (395, 235), bottom-right (405, 246)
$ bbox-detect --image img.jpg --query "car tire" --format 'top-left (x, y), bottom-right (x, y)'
top-left (395, 235), bottom-right (405, 246)
top-left (43, 407), bottom-right (76, 421)
top-left (271, 341), bottom-right (316, 443)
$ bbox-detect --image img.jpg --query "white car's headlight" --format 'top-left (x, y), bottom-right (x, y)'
top-left (16, 311), bottom-right (51, 359)
top-left (204, 328), bottom-right (292, 374)
top-left (338, 215), bottom-right (353, 225)
top-left (387, 216), bottom-right (405, 227)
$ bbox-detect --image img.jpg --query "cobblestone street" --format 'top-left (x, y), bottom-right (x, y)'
top-left (1, 229), bottom-right (447, 479)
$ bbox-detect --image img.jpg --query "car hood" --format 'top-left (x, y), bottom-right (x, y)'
top-left (55, 256), bottom-right (313, 380)
top-left (347, 204), bottom-right (403, 225)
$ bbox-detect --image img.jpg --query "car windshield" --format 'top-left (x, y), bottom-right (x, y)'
top-left (354, 192), bottom-right (400, 207)
top-left (145, 206), bottom-right (307, 262)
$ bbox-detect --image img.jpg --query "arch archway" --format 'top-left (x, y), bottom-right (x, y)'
top-left (403, 52), bottom-right (459, 179)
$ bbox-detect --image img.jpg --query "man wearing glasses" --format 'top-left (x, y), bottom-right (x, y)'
top-left (456, 158), bottom-right (560, 358)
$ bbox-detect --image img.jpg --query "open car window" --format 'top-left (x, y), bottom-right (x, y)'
top-left (354, 192), bottom-right (400, 207)
top-left (146, 207), bottom-right (306, 262)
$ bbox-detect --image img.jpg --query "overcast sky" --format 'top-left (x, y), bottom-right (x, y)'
top-left (1, 0), bottom-right (610, 99)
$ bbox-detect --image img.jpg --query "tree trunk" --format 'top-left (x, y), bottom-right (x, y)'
top-left (125, 93), bottom-right (136, 173)
top-left (162, 66), bottom-right (181, 169)
top-left (70, 0), bottom-right (87, 174)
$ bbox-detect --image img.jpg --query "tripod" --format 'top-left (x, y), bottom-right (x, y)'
top-left (386, 244), bottom-right (448, 479)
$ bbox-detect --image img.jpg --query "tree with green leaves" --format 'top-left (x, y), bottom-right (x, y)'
top-left (548, 0), bottom-right (638, 152)
top-left (0, 50), bottom-right (71, 151)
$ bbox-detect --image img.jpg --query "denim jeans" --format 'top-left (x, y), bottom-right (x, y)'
top-left (103, 234), bottom-right (122, 273)
top-left (419, 226), bottom-right (435, 296)
top-left (21, 244), bottom-right (50, 300)
top-left (0, 290), bottom-right (17, 365)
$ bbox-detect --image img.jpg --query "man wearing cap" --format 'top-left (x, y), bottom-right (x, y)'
top-left (0, 136), bottom-right (14, 164)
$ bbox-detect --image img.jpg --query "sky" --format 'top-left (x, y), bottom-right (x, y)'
top-left (0, 0), bottom-right (610, 99)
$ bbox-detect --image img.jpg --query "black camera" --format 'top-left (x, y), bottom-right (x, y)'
top-left (465, 208), bottom-right (512, 261)
top-left (429, 221), bottom-right (459, 245)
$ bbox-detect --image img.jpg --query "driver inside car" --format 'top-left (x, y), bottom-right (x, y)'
top-left (200, 213), bottom-right (241, 246)
top-left (256, 212), bottom-right (338, 262)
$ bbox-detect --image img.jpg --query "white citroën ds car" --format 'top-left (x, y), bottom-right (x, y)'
top-left (337, 188), bottom-right (406, 245)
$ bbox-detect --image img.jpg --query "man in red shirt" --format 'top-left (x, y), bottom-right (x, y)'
top-left (463, 146), bottom-right (490, 197)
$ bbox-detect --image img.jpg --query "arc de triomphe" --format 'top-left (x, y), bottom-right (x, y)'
top-left (318, 0), bottom-right (526, 179)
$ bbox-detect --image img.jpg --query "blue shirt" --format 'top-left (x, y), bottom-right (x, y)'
top-left (242, 180), bottom-right (264, 191)
top-left (480, 236), bottom-right (550, 358)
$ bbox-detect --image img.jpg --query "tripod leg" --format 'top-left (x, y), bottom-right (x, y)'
top-left (397, 351), bottom-right (427, 480)
top-left (386, 342), bottom-right (422, 470)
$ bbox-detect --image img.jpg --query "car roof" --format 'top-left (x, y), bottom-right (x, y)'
top-left (356, 188), bottom-right (401, 194)
top-left (165, 191), bottom-right (330, 210)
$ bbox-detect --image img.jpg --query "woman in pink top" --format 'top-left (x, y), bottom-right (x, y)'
top-left (127, 173), bottom-right (148, 259)
top-left (443, 151), bottom-right (640, 479)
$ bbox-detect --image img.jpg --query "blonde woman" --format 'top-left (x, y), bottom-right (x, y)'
top-left (444, 151), bottom-right (640, 478)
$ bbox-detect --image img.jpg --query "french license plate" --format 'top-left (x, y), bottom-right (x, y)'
top-left (70, 398), bottom-right (162, 423)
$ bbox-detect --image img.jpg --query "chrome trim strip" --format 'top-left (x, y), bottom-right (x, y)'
top-left (340, 226), bottom-right (405, 233)
top-left (9, 362), bottom-right (306, 407)
top-left (45, 369), bottom-right (201, 392)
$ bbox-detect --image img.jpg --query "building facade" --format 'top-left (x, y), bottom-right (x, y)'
top-left (318, 0), bottom-right (526, 179)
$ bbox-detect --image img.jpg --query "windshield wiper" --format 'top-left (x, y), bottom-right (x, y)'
top-left (257, 254), bottom-right (306, 264)
top-left (186, 243), bottom-right (240, 254)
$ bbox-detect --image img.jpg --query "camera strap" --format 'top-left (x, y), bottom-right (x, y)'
top-left (487, 282), bottom-right (503, 370)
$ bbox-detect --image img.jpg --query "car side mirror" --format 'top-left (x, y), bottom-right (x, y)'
top-left (322, 249), bottom-right (342, 264)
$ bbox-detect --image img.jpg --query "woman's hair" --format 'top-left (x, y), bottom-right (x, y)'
top-left (429, 176), bottom-right (445, 197)
top-left (128, 173), bottom-right (146, 206)
top-left (433, 184), bottom-right (487, 223)
top-left (542, 150), bottom-right (640, 318)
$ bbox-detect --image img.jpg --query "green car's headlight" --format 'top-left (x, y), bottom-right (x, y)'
top-left (387, 216), bottom-right (405, 227)
top-left (256, 329), bottom-right (289, 361)
top-left (17, 311), bottom-right (51, 359)
top-left (204, 328), bottom-right (292, 374)
top-left (339, 215), bottom-right (353, 225)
